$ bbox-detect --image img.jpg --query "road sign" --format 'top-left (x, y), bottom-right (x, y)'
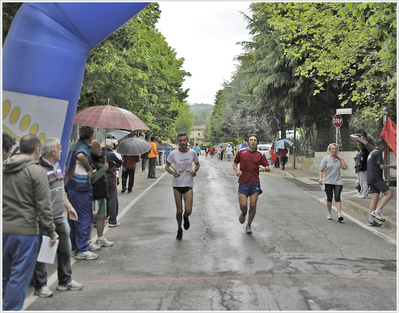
top-left (336, 108), bottom-right (352, 115)
top-left (333, 114), bottom-right (343, 128)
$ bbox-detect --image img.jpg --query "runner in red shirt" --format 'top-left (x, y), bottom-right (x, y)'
top-left (233, 134), bottom-right (270, 234)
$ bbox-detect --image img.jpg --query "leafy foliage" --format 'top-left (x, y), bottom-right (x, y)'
top-left (79, 3), bottom-right (192, 140)
top-left (207, 2), bottom-right (396, 151)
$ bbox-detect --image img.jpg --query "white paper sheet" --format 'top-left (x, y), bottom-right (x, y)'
top-left (37, 236), bottom-right (59, 264)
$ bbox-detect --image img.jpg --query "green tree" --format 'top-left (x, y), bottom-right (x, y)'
top-left (2, 2), bottom-right (22, 45)
top-left (80, 3), bottom-right (191, 140)
top-left (269, 2), bottom-right (396, 122)
top-left (207, 89), bottom-right (230, 144)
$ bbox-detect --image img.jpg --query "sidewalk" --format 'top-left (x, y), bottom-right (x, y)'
top-left (269, 166), bottom-right (397, 234)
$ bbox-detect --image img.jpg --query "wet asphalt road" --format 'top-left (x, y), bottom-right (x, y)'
top-left (24, 155), bottom-right (396, 311)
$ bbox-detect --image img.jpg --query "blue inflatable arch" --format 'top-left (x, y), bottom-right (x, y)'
top-left (2, 2), bottom-right (149, 169)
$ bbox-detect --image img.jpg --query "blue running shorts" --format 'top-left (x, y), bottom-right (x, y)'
top-left (238, 181), bottom-right (263, 197)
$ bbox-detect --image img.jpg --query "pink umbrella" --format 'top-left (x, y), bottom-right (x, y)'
top-left (73, 105), bottom-right (149, 131)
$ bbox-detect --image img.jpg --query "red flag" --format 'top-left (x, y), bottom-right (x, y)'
top-left (380, 117), bottom-right (397, 157)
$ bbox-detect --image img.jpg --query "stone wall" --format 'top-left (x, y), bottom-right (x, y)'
top-left (287, 151), bottom-right (396, 180)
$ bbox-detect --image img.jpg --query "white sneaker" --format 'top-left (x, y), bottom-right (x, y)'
top-left (371, 210), bottom-right (385, 221)
top-left (246, 225), bottom-right (252, 234)
top-left (57, 280), bottom-right (84, 291)
top-left (96, 237), bottom-right (114, 247)
top-left (75, 250), bottom-right (98, 260)
top-left (353, 193), bottom-right (362, 198)
top-left (34, 286), bottom-right (53, 298)
top-left (326, 212), bottom-right (332, 220)
top-left (88, 241), bottom-right (101, 251)
top-left (337, 214), bottom-right (344, 222)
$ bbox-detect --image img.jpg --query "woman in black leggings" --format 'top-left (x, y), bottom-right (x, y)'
top-left (319, 143), bottom-right (348, 221)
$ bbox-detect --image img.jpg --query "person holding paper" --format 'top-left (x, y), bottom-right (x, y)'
top-left (32, 138), bottom-right (83, 298)
top-left (2, 135), bottom-right (58, 310)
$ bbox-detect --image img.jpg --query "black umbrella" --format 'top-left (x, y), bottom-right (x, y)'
top-left (117, 137), bottom-right (151, 156)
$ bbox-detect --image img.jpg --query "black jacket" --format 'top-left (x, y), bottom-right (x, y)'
top-left (90, 153), bottom-right (109, 200)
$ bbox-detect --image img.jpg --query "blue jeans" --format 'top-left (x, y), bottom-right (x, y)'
top-left (3, 234), bottom-right (40, 310)
top-left (107, 188), bottom-right (119, 225)
top-left (67, 188), bottom-right (93, 252)
top-left (141, 158), bottom-right (148, 171)
top-left (33, 217), bottom-right (72, 287)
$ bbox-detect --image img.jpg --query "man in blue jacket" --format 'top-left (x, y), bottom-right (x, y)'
top-left (64, 126), bottom-right (97, 260)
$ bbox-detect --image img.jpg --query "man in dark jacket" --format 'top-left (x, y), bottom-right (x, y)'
top-left (121, 154), bottom-right (140, 193)
top-left (3, 134), bottom-right (58, 310)
top-left (104, 139), bottom-right (123, 227)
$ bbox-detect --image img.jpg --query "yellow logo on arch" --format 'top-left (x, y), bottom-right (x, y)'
top-left (2, 91), bottom-right (68, 143)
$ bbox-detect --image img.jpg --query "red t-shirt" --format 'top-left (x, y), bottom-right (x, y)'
top-left (234, 149), bottom-right (269, 184)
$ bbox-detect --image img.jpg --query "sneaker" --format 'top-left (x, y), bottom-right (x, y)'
top-left (88, 241), bottom-right (101, 251)
top-left (96, 237), bottom-right (114, 247)
top-left (57, 280), bottom-right (84, 291)
top-left (353, 193), bottom-right (362, 198)
top-left (367, 219), bottom-right (382, 227)
top-left (75, 250), bottom-right (98, 260)
top-left (34, 286), bottom-right (53, 298)
top-left (337, 214), bottom-right (344, 222)
top-left (108, 223), bottom-right (120, 228)
top-left (239, 214), bottom-right (245, 224)
top-left (326, 212), bottom-right (332, 220)
top-left (371, 210), bottom-right (385, 221)
top-left (183, 215), bottom-right (190, 230)
top-left (358, 195), bottom-right (368, 199)
top-left (176, 228), bottom-right (183, 240)
top-left (246, 225), bottom-right (253, 234)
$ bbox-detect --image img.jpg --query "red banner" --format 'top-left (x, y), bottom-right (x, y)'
top-left (380, 117), bottom-right (397, 157)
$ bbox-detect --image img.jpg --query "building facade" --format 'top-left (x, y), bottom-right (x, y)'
top-left (190, 124), bottom-right (206, 145)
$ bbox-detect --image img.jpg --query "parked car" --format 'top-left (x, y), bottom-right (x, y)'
top-left (257, 143), bottom-right (273, 164)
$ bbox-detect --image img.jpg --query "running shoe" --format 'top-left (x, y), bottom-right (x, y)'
top-left (326, 212), bottom-right (332, 220)
top-left (371, 210), bottom-right (385, 221)
top-left (353, 193), bottom-right (362, 198)
top-left (337, 214), bottom-right (344, 222)
top-left (183, 214), bottom-right (190, 230)
top-left (96, 237), bottom-right (114, 247)
top-left (34, 286), bottom-right (53, 298)
top-left (75, 251), bottom-right (98, 260)
top-left (88, 241), bottom-right (101, 251)
top-left (246, 225), bottom-right (252, 234)
top-left (108, 223), bottom-right (120, 228)
top-left (239, 214), bottom-right (245, 224)
top-left (57, 280), bottom-right (84, 291)
top-left (367, 219), bottom-right (382, 227)
top-left (176, 228), bottom-right (183, 240)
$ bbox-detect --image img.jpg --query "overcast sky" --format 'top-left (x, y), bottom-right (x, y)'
top-left (156, 1), bottom-right (252, 105)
